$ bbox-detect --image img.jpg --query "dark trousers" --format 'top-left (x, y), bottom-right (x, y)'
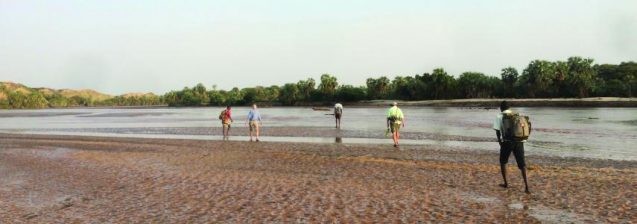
top-left (500, 141), bottom-right (526, 169)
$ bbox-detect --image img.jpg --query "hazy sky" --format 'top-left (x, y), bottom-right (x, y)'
top-left (1, 0), bottom-right (636, 94)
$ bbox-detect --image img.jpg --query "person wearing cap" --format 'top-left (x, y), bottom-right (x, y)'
top-left (386, 102), bottom-right (405, 147)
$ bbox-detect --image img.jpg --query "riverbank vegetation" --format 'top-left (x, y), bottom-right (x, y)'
top-left (1, 57), bottom-right (635, 109)
top-left (163, 57), bottom-right (637, 106)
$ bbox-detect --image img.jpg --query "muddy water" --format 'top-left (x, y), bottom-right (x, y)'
top-left (1, 107), bottom-right (636, 160)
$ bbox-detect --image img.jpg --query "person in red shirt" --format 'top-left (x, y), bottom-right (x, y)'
top-left (220, 106), bottom-right (233, 139)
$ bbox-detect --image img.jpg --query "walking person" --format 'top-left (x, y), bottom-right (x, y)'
top-left (247, 104), bottom-right (262, 142)
top-left (218, 106), bottom-right (233, 140)
top-left (386, 102), bottom-right (405, 148)
top-left (334, 103), bottom-right (343, 129)
top-left (493, 101), bottom-right (532, 193)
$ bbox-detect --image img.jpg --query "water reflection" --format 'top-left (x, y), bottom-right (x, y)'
top-left (335, 137), bottom-right (342, 143)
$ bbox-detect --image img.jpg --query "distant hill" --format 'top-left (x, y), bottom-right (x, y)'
top-left (0, 82), bottom-right (31, 97)
top-left (58, 89), bottom-right (112, 101)
top-left (1, 81), bottom-right (113, 100)
top-left (120, 92), bottom-right (157, 98)
top-left (34, 87), bottom-right (57, 97)
top-left (0, 81), bottom-right (163, 109)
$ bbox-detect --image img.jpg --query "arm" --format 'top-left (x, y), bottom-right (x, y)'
top-left (493, 115), bottom-right (502, 143)
top-left (495, 130), bottom-right (502, 143)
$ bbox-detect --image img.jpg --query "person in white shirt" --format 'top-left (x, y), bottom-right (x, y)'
top-left (334, 103), bottom-right (343, 129)
top-left (493, 101), bottom-right (530, 193)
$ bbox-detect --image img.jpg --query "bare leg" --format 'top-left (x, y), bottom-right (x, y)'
top-left (392, 132), bottom-right (398, 147)
top-left (521, 168), bottom-right (530, 193)
top-left (256, 124), bottom-right (260, 141)
top-left (499, 164), bottom-right (508, 188)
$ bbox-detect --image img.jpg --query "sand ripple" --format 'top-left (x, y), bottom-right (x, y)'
top-left (0, 134), bottom-right (635, 222)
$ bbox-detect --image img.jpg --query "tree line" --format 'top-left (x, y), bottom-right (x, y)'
top-left (164, 57), bottom-right (636, 106)
top-left (1, 56), bottom-right (635, 109)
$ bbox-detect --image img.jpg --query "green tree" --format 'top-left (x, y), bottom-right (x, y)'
top-left (597, 79), bottom-right (628, 97)
top-left (617, 62), bottom-right (637, 97)
top-left (296, 78), bottom-right (316, 101)
top-left (566, 57), bottom-right (595, 98)
top-left (391, 76), bottom-right (421, 100)
top-left (241, 87), bottom-right (257, 104)
top-left (279, 83), bottom-right (300, 105)
top-left (264, 85), bottom-right (281, 102)
top-left (366, 76), bottom-right (391, 99)
top-left (501, 67), bottom-right (518, 97)
top-left (458, 72), bottom-right (498, 98)
top-left (518, 60), bottom-right (555, 98)
top-left (552, 61), bottom-right (570, 96)
top-left (595, 64), bottom-right (619, 81)
top-left (180, 89), bottom-right (199, 106)
top-left (225, 87), bottom-right (243, 105)
top-left (318, 74), bottom-right (338, 100)
top-left (414, 73), bottom-right (434, 99)
top-left (430, 68), bottom-right (457, 99)
top-left (335, 85), bottom-right (366, 102)
top-left (208, 90), bottom-right (227, 106)
top-left (163, 91), bottom-right (181, 106)
top-left (193, 83), bottom-right (210, 105)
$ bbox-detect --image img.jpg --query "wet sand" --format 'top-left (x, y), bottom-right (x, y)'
top-left (29, 126), bottom-right (498, 142)
top-left (1, 134), bottom-right (635, 223)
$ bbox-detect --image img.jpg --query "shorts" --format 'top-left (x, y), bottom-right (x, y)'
top-left (249, 121), bottom-right (259, 131)
top-left (500, 141), bottom-right (526, 169)
top-left (390, 122), bottom-right (401, 133)
top-left (222, 122), bottom-right (231, 128)
top-left (335, 112), bottom-right (342, 119)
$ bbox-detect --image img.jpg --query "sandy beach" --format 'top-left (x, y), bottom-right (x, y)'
top-left (0, 133), bottom-right (635, 223)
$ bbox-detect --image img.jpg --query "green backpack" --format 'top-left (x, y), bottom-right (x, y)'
top-left (502, 112), bottom-right (531, 141)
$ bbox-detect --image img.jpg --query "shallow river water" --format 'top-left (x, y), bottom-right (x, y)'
top-left (1, 107), bottom-right (636, 160)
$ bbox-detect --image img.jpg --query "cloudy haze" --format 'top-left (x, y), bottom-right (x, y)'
top-left (1, 0), bottom-right (636, 94)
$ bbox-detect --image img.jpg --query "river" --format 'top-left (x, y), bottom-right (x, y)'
top-left (1, 107), bottom-right (635, 161)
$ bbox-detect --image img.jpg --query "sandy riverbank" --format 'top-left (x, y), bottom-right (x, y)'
top-left (0, 134), bottom-right (635, 223)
